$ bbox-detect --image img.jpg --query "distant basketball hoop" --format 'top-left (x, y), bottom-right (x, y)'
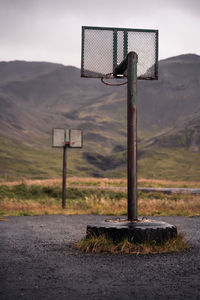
top-left (52, 128), bottom-right (83, 208)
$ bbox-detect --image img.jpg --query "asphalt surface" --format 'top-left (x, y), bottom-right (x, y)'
top-left (0, 215), bottom-right (200, 300)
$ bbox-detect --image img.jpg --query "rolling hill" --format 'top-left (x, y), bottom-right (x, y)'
top-left (0, 54), bottom-right (200, 180)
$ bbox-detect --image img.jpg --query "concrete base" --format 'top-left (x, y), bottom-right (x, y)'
top-left (87, 218), bottom-right (177, 244)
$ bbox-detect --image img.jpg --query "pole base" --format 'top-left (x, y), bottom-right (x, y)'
top-left (87, 218), bottom-right (177, 244)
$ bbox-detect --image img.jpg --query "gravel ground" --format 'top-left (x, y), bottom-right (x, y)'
top-left (0, 215), bottom-right (200, 300)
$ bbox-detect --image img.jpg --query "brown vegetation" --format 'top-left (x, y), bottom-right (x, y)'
top-left (76, 234), bottom-right (189, 255)
top-left (0, 178), bottom-right (200, 217)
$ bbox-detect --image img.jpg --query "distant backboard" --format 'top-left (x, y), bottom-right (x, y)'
top-left (52, 128), bottom-right (65, 147)
top-left (70, 129), bottom-right (83, 148)
top-left (52, 129), bottom-right (83, 148)
top-left (81, 26), bottom-right (158, 80)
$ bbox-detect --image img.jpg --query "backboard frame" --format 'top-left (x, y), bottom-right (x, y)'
top-left (81, 26), bottom-right (159, 80)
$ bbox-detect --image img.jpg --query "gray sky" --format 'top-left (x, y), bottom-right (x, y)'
top-left (0, 0), bottom-right (199, 67)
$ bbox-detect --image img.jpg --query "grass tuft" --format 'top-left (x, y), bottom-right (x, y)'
top-left (76, 233), bottom-right (189, 255)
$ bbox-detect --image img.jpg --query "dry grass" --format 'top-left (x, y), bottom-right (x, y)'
top-left (1, 177), bottom-right (200, 188)
top-left (0, 178), bottom-right (200, 217)
top-left (0, 196), bottom-right (126, 217)
top-left (83, 195), bottom-right (126, 215)
top-left (0, 178), bottom-right (62, 187)
top-left (76, 233), bottom-right (189, 255)
top-left (73, 194), bottom-right (200, 216)
top-left (138, 195), bottom-right (200, 216)
top-left (0, 177), bottom-right (126, 189)
top-left (1, 193), bottom-right (200, 217)
top-left (0, 198), bottom-right (60, 216)
top-left (0, 199), bottom-right (89, 216)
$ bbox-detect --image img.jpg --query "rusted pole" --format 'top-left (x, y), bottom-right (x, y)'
top-left (127, 52), bottom-right (138, 221)
top-left (62, 145), bottom-right (67, 209)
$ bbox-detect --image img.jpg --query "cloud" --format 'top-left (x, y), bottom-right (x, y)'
top-left (0, 0), bottom-right (199, 66)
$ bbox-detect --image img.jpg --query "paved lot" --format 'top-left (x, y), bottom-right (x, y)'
top-left (0, 215), bottom-right (200, 300)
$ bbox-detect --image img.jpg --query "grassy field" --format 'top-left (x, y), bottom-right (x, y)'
top-left (1, 134), bottom-right (200, 182)
top-left (2, 177), bottom-right (200, 188)
top-left (138, 148), bottom-right (200, 181)
top-left (0, 177), bottom-right (200, 217)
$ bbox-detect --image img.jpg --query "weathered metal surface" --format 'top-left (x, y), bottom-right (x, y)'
top-left (113, 29), bottom-right (118, 71)
top-left (127, 52), bottom-right (138, 221)
top-left (113, 52), bottom-right (138, 220)
top-left (70, 129), bottom-right (83, 148)
top-left (52, 129), bottom-right (82, 148)
top-left (52, 128), bottom-right (65, 148)
top-left (66, 129), bottom-right (70, 143)
top-left (62, 145), bottom-right (67, 209)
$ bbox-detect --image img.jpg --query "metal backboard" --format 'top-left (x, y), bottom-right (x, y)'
top-left (66, 129), bottom-right (70, 143)
top-left (70, 129), bottom-right (83, 148)
top-left (81, 26), bottom-right (158, 80)
top-left (52, 128), bottom-right (65, 148)
top-left (52, 129), bottom-right (83, 148)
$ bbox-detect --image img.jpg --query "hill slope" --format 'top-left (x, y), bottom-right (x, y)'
top-left (0, 54), bottom-right (200, 180)
top-left (138, 54), bottom-right (200, 132)
top-left (144, 113), bottom-right (200, 152)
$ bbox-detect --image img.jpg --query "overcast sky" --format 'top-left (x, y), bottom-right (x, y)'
top-left (0, 0), bottom-right (199, 67)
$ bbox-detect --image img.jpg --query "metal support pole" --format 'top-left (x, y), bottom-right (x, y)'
top-left (62, 145), bottom-right (67, 209)
top-left (127, 52), bottom-right (138, 221)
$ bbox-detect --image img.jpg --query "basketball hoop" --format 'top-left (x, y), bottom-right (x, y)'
top-left (52, 128), bottom-right (83, 209)
top-left (81, 26), bottom-right (159, 221)
top-left (101, 73), bottom-right (127, 86)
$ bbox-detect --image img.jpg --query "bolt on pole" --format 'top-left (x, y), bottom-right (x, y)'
top-left (127, 52), bottom-right (138, 221)
top-left (62, 145), bottom-right (67, 209)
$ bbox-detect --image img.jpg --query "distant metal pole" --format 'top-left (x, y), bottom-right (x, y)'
top-left (62, 145), bottom-right (67, 209)
top-left (127, 52), bottom-right (138, 221)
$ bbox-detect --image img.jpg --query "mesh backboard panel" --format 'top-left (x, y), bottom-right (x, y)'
top-left (81, 26), bottom-right (158, 80)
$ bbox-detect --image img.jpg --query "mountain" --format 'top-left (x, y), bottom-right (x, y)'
top-left (138, 54), bottom-right (200, 132)
top-left (0, 61), bottom-right (127, 149)
top-left (142, 113), bottom-right (200, 151)
top-left (0, 54), bottom-right (200, 180)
